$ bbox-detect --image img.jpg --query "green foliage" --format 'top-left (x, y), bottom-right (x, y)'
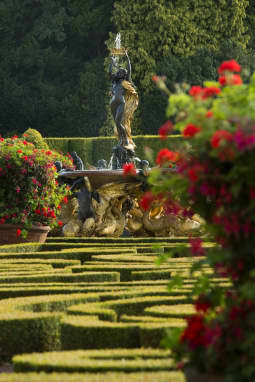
top-left (0, 0), bottom-right (114, 137)
top-left (22, 128), bottom-right (49, 150)
top-left (111, 0), bottom-right (249, 91)
top-left (0, 136), bottom-right (74, 236)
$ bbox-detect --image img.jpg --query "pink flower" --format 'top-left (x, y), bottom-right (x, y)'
top-left (123, 163), bottom-right (136, 176)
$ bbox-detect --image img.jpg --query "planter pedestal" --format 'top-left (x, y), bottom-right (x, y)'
top-left (0, 224), bottom-right (50, 245)
top-left (184, 367), bottom-right (225, 382)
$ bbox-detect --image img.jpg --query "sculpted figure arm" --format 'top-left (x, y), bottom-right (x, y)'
top-left (109, 56), bottom-right (118, 80)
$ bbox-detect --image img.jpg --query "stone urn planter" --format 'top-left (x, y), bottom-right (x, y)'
top-left (0, 224), bottom-right (50, 245)
top-left (184, 367), bottom-right (225, 382)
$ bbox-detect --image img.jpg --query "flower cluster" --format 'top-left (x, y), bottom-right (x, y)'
top-left (151, 60), bottom-right (255, 381)
top-left (0, 135), bottom-right (74, 237)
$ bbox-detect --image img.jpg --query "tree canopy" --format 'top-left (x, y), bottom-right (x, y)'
top-left (0, 0), bottom-right (255, 137)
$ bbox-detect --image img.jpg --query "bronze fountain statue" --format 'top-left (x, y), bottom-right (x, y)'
top-left (56, 33), bottom-right (203, 238)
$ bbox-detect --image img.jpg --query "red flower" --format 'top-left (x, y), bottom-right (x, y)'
top-left (152, 75), bottom-right (159, 82)
top-left (17, 229), bottom-right (22, 237)
top-left (218, 59), bottom-right (241, 74)
top-left (202, 86), bottom-right (221, 99)
top-left (156, 148), bottom-right (179, 166)
top-left (17, 150), bottom-right (23, 154)
top-left (211, 130), bottom-right (233, 148)
top-left (219, 74), bottom-right (242, 86)
top-left (187, 164), bottom-right (204, 182)
top-left (183, 124), bottom-right (201, 138)
top-left (180, 314), bottom-right (206, 346)
top-left (123, 163), bottom-right (136, 176)
top-left (58, 221), bottom-right (63, 227)
top-left (206, 110), bottom-right (213, 118)
top-left (62, 196), bottom-right (68, 204)
top-left (45, 150), bottom-right (52, 155)
top-left (249, 188), bottom-right (255, 200)
top-left (23, 140), bottom-right (28, 145)
top-left (195, 296), bottom-right (211, 313)
top-left (0, 218), bottom-right (6, 224)
top-left (189, 237), bottom-right (205, 256)
top-left (139, 191), bottom-right (154, 211)
top-left (189, 86), bottom-right (204, 99)
top-left (158, 120), bottom-right (173, 140)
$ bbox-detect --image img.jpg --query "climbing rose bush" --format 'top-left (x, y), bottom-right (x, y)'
top-left (150, 60), bottom-right (255, 381)
top-left (0, 135), bottom-right (74, 237)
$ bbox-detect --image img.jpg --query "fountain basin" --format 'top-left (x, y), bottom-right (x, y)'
top-left (58, 169), bottom-right (143, 190)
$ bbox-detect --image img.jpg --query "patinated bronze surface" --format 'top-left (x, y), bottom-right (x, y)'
top-left (109, 51), bottom-right (138, 168)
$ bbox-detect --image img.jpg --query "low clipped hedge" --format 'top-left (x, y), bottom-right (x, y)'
top-left (0, 272), bottom-right (120, 284)
top-left (45, 135), bottom-right (184, 167)
top-left (61, 316), bottom-right (186, 349)
top-left (70, 264), bottom-right (172, 282)
top-left (46, 236), bottom-right (190, 244)
top-left (0, 293), bottom-right (98, 359)
top-left (13, 348), bottom-right (173, 373)
top-left (144, 304), bottom-right (195, 318)
top-left (0, 372), bottom-right (185, 382)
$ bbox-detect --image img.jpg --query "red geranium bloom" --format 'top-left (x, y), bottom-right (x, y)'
top-left (156, 148), bottom-right (179, 166)
top-left (139, 191), bottom-right (155, 211)
top-left (58, 221), bottom-right (63, 227)
top-left (152, 75), bottom-right (159, 82)
top-left (189, 237), bottom-right (205, 256)
top-left (195, 297), bottom-right (211, 313)
top-left (183, 124), bottom-right (201, 138)
top-left (189, 86), bottom-right (204, 99)
top-left (218, 59), bottom-right (241, 74)
top-left (202, 86), bottom-right (221, 99)
top-left (123, 163), bottom-right (136, 176)
top-left (17, 229), bottom-right (22, 237)
top-left (211, 130), bottom-right (233, 148)
top-left (62, 196), bottom-right (68, 204)
top-left (206, 110), bottom-right (213, 118)
top-left (158, 120), bottom-right (173, 140)
top-left (219, 74), bottom-right (242, 86)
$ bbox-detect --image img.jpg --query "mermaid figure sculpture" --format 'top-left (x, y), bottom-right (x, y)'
top-left (109, 51), bottom-right (138, 154)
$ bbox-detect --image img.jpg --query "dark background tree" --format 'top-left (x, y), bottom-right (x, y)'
top-left (0, 0), bottom-right (255, 137)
